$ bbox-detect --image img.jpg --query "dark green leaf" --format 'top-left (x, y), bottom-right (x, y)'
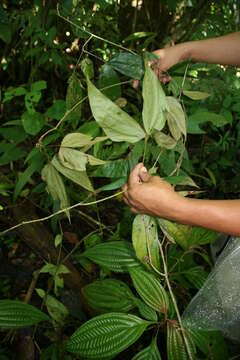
top-left (109, 52), bottom-right (144, 80)
top-left (132, 337), bottom-right (162, 360)
top-left (81, 241), bottom-right (139, 272)
top-left (0, 300), bottom-right (49, 329)
top-left (66, 313), bottom-right (150, 358)
top-left (98, 64), bottom-right (121, 100)
top-left (66, 74), bottom-right (83, 122)
top-left (83, 279), bottom-right (135, 312)
top-left (21, 111), bottom-right (45, 135)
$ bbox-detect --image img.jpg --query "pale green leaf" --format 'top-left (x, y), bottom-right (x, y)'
top-left (80, 241), bottom-right (139, 272)
top-left (132, 337), bottom-right (162, 360)
top-left (55, 234), bottom-right (63, 247)
top-left (52, 155), bottom-right (93, 192)
top-left (61, 132), bottom-right (93, 148)
top-left (83, 279), bottom-right (135, 313)
top-left (142, 62), bottom-right (168, 134)
top-left (183, 90), bottom-right (210, 100)
top-left (87, 79), bottom-right (145, 143)
top-left (154, 131), bottom-right (177, 149)
top-left (158, 219), bottom-right (218, 250)
top-left (132, 215), bottom-right (160, 270)
top-left (130, 267), bottom-right (169, 313)
top-left (66, 313), bottom-right (151, 358)
top-left (166, 97), bottom-right (186, 139)
top-left (59, 148), bottom-right (106, 172)
top-left (42, 163), bottom-right (70, 220)
top-left (0, 300), bottom-right (49, 329)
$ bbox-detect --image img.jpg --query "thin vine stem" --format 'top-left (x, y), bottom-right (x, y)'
top-left (57, 4), bottom-right (136, 55)
top-left (0, 190), bottom-right (125, 236)
top-left (158, 237), bottom-right (193, 360)
top-left (37, 80), bottom-right (132, 146)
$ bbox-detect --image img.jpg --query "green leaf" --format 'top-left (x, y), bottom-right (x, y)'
top-left (61, 132), bottom-right (93, 148)
top-left (52, 155), bottom-right (93, 192)
top-left (187, 111), bottom-right (229, 134)
top-left (81, 241), bottom-right (139, 272)
top-left (91, 159), bottom-right (129, 178)
top-left (21, 111), bottom-right (44, 135)
top-left (183, 90), bottom-right (210, 100)
top-left (0, 300), bottom-right (49, 329)
top-left (36, 289), bottom-right (68, 325)
top-left (81, 58), bottom-right (94, 79)
top-left (132, 215), bottom-right (160, 270)
top-left (59, 148), bottom-right (105, 171)
top-left (31, 80), bottom-right (47, 92)
top-left (130, 267), bottom-right (169, 313)
top-left (158, 219), bottom-right (218, 250)
top-left (66, 74), bottom-right (83, 122)
top-left (133, 298), bottom-right (158, 322)
top-left (167, 323), bottom-right (196, 360)
top-left (109, 52), bottom-right (144, 80)
top-left (46, 100), bottom-right (66, 120)
top-left (0, 5), bottom-right (11, 43)
top-left (142, 61), bottom-right (168, 134)
top-left (87, 79), bottom-right (145, 143)
top-left (166, 97), bottom-right (186, 140)
top-left (41, 163), bottom-right (70, 220)
top-left (154, 131), bottom-right (177, 149)
top-left (54, 234), bottom-right (63, 247)
top-left (14, 153), bottom-right (44, 201)
top-left (98, 64), bottom-right (121, 100)
top-left (66, 313), bottom-right (150, 358)
top-left (183, 266), bottom-right (208, 290)
top-left (132, 337), bottom-right (162, 360)
top-left (83, 279), bottom-right (135, 313)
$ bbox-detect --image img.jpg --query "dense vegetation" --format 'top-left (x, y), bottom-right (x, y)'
top-left (0, 1), bottom-right (240, 359)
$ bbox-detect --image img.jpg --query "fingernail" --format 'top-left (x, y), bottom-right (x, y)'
top-left (141, 167), bottom-right (147, 173)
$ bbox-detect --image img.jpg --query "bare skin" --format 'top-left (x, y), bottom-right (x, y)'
top-left (133, 31), bottom-right (240, 87)
top-left (127, 33), bottom-right (240, 236)
top-left (123, 164), bottom-right (240, 236)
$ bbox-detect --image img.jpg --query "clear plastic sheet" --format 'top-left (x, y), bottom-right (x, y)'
top-left (182, 237), bottom-right (240, 341)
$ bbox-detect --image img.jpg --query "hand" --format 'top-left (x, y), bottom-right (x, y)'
top-left (133, 45), bottom-right (184, 89)
top-left (122, 163), bottom-right (182, 220)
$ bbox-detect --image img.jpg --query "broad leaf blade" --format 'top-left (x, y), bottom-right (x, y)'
top-left (83, 279), bottom-right (135, 313)
top-left (142, 62), bottom-right (168, 134)
top-left (154, 131), bottom-right (177, 149)
top-left (41, 163), bottom-right (70, 220)
top-left (167, 322), bottom-right (196, 360)
top-left (66, 313), bottom-right (150, 359)
top-left (109, 52), bottom-right (144, 80)
top-left (98, 64), bottom-right (121, 100)
top-left (130, 267), bottom-right (169, 313)
top-left (134, 298), bottom-right (158, 322)
top-left (132, 215), bottom-right (160, 270)
top-left (166, 97), bottom-right (186, 139)
top-left (132, 337), bottom-right (162, 360)
top-left (0, 300), bottom-right (49, 329)
top-left (66, 73), bottom-right (83, 123)
top-left (81, 241), bottom-right (139, 272)
top-left (52, 155), bottom-right (93, 192)
top-left (183, 90), bottom-right (210, 100)
top-left (61, 132), bottom-right (93, 148)
top-left (87, 79), bottom-right (145, 143)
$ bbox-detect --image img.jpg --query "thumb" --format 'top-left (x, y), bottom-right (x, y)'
top-left (139, 167), bottom-right (151, 183)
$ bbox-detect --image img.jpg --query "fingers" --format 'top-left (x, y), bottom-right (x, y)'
top-left (139, 166), bottom-right (151, 183)
top-left (133, 80), bottom-right (139, 89)
top-left (128, 163), bottom-right (144, 187)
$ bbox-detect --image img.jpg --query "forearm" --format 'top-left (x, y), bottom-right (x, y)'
top-left (173, 197), bottom-right (240, 236)
top-left (179, 31), bottom-right (240, 66)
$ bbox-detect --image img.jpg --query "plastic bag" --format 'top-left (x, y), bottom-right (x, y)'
top-left (183, 237), bottom-right (240, 341)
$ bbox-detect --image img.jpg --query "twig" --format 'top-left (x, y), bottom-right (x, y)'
top-left (24, 270), bottom-right (40, 304)
top-left (158, 236), bottom-right (193, 360)
top-left (57, 4), bottom-right (136, 55)
top-left (0, 190), bottom-right (125, 236)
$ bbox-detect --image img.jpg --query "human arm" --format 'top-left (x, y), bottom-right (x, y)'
top-left (147, 31), bottom-right (240, 83)
top-left (123, 163), bottom-right (240, 236)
